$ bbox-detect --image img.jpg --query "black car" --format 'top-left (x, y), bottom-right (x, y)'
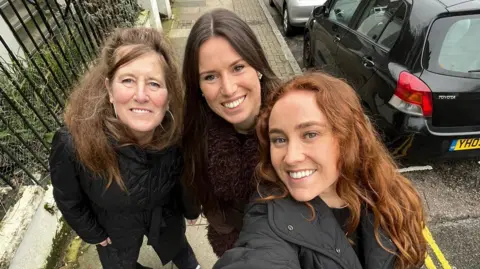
top-left (303, 0), bottom-right (480, 160)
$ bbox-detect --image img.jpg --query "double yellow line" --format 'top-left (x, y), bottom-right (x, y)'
top-left (423, 227), bottom-right (452, 269)
top-left (393, 137), bottom-right (452, 268)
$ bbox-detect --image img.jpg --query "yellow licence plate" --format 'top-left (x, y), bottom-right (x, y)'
top-left (449, 138), bottom-right (480, 151)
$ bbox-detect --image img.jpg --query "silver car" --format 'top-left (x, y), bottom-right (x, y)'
top-left (269, 0), bottom-right (326, 36)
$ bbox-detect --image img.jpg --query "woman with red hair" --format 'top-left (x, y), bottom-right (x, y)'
top-left (214, 72), bottom-right (427, 269)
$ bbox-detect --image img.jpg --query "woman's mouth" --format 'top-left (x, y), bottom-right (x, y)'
top-left (130, 108), bottom-right (152, 114)
top-left (222, 96), bottom-right (246, 109)
top-left (288, 169), bottom-right (316, 180)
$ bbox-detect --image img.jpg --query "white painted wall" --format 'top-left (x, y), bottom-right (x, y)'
top-left (0, 186), bottom-right (44, 268)
top-left (137, 0), bottom-right (164, 30)
top-left (9, 186), bottom-right (64, 269)
top-left (156, 0), bottom-right (172, 19)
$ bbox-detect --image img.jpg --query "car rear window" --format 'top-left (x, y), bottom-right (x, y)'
top-left (423, 14), bottom-right (480, 78)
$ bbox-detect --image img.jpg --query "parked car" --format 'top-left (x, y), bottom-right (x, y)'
top-left (269, 0), bottom-right (326, 36)
top-left (303, 0), bottom-right (480, 160)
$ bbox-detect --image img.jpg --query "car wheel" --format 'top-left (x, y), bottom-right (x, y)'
top-left (303, 32), bottom-right (313, 68)
top-left (283, 5), bottom-right (294, 36)
top-left (269, 0), bottom-right (274, 7)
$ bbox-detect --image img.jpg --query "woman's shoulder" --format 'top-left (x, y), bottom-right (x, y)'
top-left (51, 126), bottom-right (75, 153)
top-left (49, 127), bottom-right (80, 167)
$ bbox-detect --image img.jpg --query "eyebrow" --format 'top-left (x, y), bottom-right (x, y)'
top-left (268, 121), bottom-right (327, 135)
top-left (296, 121), bottom-right (327, 130)
top-left (118, 73), bottom-right (164, 82)
top-left (199, 58), bottom-right (244, 77)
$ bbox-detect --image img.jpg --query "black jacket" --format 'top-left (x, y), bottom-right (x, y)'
top-left (214, 193), bottom-right (398, 269)
top-left (49, 128), bottom-right (199, 261)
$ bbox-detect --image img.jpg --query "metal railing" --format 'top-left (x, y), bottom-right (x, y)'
top-left (0, 0), bottom-right (141, 217)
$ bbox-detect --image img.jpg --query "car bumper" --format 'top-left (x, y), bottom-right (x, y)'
top-left (392, 131), bottom-right (480, 161)
top-left (378, 104), bottom-right (480, 160)
top-left (288, 0), bottom-right (320, 26)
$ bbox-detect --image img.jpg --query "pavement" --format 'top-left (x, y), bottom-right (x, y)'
top-left (73, 0), bottom-right (298, 268)
top-left (76, 216), bottom-right (215, 269)
top-left (164, 0), bottom-right (301, 79)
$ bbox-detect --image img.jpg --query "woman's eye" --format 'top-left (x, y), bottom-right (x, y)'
top-left (304, 132), bottom-right (318, 139)
top-left (122, 78), bottom-right (134, 84)
top-left (271, 137), bottom-right (286, 144)
top-left (233, 65), bottom-right (245, 72)
top-left (148, 82), bottom-right (161, 88)
top-left (203, 74), bottom-right (216, 81)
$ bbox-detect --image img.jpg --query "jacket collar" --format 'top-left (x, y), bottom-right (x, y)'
top-left (108, 137), bottom-right (170, 165)
top-left (267, 196), bottom-right (396, 269)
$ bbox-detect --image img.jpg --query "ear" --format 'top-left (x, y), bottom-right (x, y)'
top-left (105, 78), bottom-right (113, 103)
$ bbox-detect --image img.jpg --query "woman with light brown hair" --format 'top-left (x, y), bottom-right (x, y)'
top-left (214, 72), bottom-right (427, 269)
top-left (49, 28), bottom-right (199, 269)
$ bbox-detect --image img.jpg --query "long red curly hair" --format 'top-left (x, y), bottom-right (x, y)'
top-left (255, 72), bottom-right (427, 269)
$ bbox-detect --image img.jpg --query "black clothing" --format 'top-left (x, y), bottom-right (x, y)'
top-left (49, 127), bottom-right (199, 264)
top-left (214, 192), bottom-right (399, 269)
top-left (96, 236), bottom-right (198, 269)
top-left (330, 206), bottom-right (360, 260)
top-left (331, 207), bottom-right (350, 232)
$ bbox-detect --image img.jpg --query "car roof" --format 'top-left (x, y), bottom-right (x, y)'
top-left (434, 0), bottom-right (477, 8)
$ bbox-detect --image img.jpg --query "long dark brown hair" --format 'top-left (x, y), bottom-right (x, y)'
top-left (64, 27), bottom-right (183, 190)
top-left (182, 8), bottom-right (281, 214)
top-left (256, 72), bottom-right (427, 269)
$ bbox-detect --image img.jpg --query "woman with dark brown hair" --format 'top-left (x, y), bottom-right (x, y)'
top-left (49, 28), bottom-right (199, 269)
top-left (214, 72), bottom-right (427, 269)
top-left (181, 8), bottom-right (281, 257)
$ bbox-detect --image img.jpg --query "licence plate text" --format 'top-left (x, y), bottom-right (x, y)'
top-left (449, 138), bottom-right (480, 151)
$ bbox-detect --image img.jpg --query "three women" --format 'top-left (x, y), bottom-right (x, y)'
top-left (50, 8), bottom-right (427, 269)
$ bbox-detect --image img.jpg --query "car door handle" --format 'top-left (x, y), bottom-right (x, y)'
top-left (334, 34), bottom-right (341, 43)
top-left (362, 56), bottom-right (375, 68)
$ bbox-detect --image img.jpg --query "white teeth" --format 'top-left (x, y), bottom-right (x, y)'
top-left (289, 170), bottom-right (315, 179)
top-left (223, 96), bottom-right (245, 109)
top-left (131, 109), bottom-right (150, 113)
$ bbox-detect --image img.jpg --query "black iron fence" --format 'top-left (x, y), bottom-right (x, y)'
top-left (0, 0), bottom-right (141, 216)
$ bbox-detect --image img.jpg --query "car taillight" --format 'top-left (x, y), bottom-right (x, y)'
top-left (388, 71), bottom-right (433, 117)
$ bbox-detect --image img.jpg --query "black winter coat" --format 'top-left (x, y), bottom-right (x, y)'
top-left (214, 193), bottom-right (399, 269)
top-left (49, 128), bottom-right (199, 262)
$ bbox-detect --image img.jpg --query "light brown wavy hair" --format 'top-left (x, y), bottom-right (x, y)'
top-left (255, 72), bottom-right (427, 269)
top-left (64, 27), bottom-right (183, 190)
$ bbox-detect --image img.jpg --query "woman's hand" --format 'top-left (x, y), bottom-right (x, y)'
top-left (98, 237), bottom-right (112, 247)
top-left (187, 218), bottom-right (198, 225)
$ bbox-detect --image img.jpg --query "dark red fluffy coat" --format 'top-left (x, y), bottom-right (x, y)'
top-left (205, 114), bottom-right (258, 257)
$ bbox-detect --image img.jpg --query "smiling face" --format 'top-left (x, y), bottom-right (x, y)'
top-left (198, 36), bottom-right (262, 133)
top-left (107, 49), bottom-right (168, 144)
top-left (268, 90), bottom-right (342, 203)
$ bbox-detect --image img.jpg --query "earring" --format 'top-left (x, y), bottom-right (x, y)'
top-left (112, 103), bottom-right (118, 118)
top-left (258, 72), bottom-right (263, 80)
top-left (167, 110), bottom-right (175, 125)
top-left (159, 110), bottom-right (175, 132)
